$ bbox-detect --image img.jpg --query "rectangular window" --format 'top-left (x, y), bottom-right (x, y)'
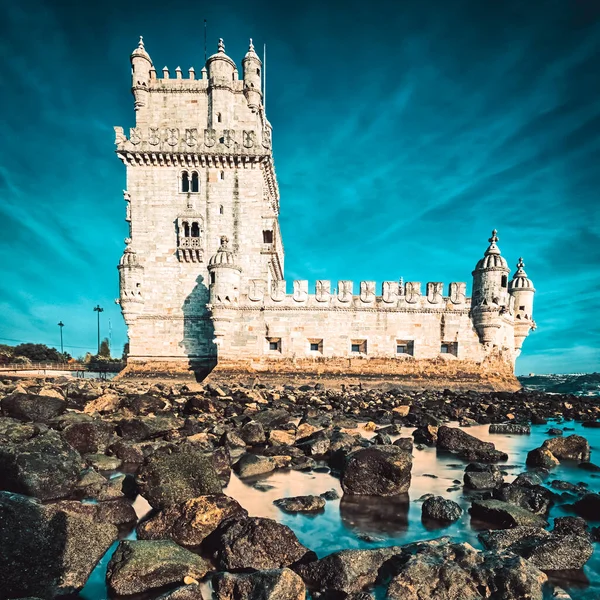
top-left (267, 338), bottom-right (281, 352)
top-left (519, 305), bottom-right (525, 310)
top-left (351, 340), bottom-right (367, 354)
top-left (441, 344), bottom-right (449, 354)
top-left (396, 340), bottom-right (414, 355)
top-left (441, 342), bottom-right (458, 356)
top-left (308, 339), bottom-right (323, 354)
top-left (310, 342), bottom-right (320, 351)
top-left (263, 230), bottom-right (274, 244)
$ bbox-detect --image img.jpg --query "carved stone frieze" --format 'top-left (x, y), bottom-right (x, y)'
top-left (315, 280), bottom-right (330, 302)
top-left (338, 280), bottom-right (353, 303)
top-left (360, 281), bottom-right (376, 303)
top-left (405, 282), bottom-right (421, 304)
top-left (382, 281), bottom-right (399, 304)
top-left (426, 282), bottom-right (444, 304)
top-left (293, 280), bottom-right (308, 303)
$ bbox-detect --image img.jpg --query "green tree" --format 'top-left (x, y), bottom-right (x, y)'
top-left (13, 343), bottom-right (67, 362)
top-left (122, 342), bottom-right (129, 361)
top-left (99, 338), bottom-right (111, 358)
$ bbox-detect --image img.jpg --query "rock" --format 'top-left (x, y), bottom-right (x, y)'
top-left (492, 483), bottom-right (553, 516)
top-left (240, 421), bottom-right (266, 445)
top-left (412, 425), bottom-right (438, 445)
top-left (421, 496), bottom-right (462, 522)
top-left (578, 461), bottom-right (600, 472)
top-left (295, 546), bottom-right (403, 595)
top-left (393, 437), bottom-right (414, 452)
top-left (269, 429), bottom-right (296, 446)
top-left (479, 526), bottom-right (550, 551)
top-left (463, 463), bottom-right (503, 490)
top-left (213, 568), bottom-right (306, 600)
top-left (62, 420), bottom-right (114, 454)
top-left (296, 430), bottom-right (330, 457)
top-left (254, 409), bottom-right (291, 429)
top-left (437, 426), bottom-right (507, 462)
top-left (85, 453), bottom-right (122, 471)
top-left (106, 539), bottom-right (212, 596)
top-left (52, 498), bottom-right (137, 526)
top-left (572, 493), bottom-right (600, 520)
top-left (137, 494), bottom-right (247, 548)
top-left (156, 584), bottom-right (205, 600)
top-left (489, 423), bottom-right (530, 434)
top-left (137, 446), bottom-right (222, 508)
top-left (274, 495), bottom-right (326, 513)
top-left (341, 445), bottom-right (412, 496)
top-left (1, 392), bottom-right (66, 422)
top-left (83, 392), bottom-right (122, 414)
top-left (392, 405), bottom-right (410, 417)
top-left (205, 516), bottom-right (316, 570)
top-left (512, 472), bottom-right (543, 487)
top-left (542, 435), bottom-right (590, 461)
top-left (320, 489), bottom-right (340, 501)
top-left (526, 447), bottom-right (559, 469)
top-left (548, 427), bottom-right (563, 435)
top-left (0, 491), bottom-right (117, 598)
top-left (118, 414), bottom-right (183, 442)
top-left (234, 453), bottom-right (277, 478)
top-left (0, 429), bottom-right (83, 500)
top-left (470, 499), bottom-right (548, 529)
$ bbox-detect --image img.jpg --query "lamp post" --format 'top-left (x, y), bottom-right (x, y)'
top-left (93, 305), bottom-right (104, 354)
top-left (57, 321), bottom-right (64, 356)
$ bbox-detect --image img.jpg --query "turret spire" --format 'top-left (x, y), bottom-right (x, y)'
top-left (218, 38), bottom-right (225, 53)
top-left (249, 38), bottom-right (255, 52)
top-left (485, 229), bottom-right (500, 255)
top-left (138, 35), bottom-right (145, 50)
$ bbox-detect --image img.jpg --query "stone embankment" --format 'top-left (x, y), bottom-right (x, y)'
top-left (0, 375), bottom-right (598, 599)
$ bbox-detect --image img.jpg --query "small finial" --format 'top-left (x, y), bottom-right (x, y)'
top-left (488, 229), bottom-right (499, 244)
top-left (124, 237), bottom-right (132, 246)
top-left (218, 38), bottom-right (225, 53)
top-left (220, 235), bottom-right (229, 248)
top-left (249, 38), bottom-right (255, 52)
top-left (517, 257), bottom-right (525, 269)
top-left (138, 36), bottom-right (144, 49)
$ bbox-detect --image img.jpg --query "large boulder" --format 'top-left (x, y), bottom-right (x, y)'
top-left (463, 463), bottom-right (504, 490)
top-left (233, 453), bottom-right (276, 478)
top-left (205, 516), bottom-right (316, 570)
top-left (136, 446), bottom-right (222, 508)
top-left (470, 499), bottom-right (548, 529)
top-left (421, 496), bottom-right (462, 523)
top-left (0, 491), bottom-right (117, 598)
top-left (526, 447), bottom-right (559, 469)
top-left (137, 494), bottom-right (248, 548)
top-left (1, 392), bottom-right (66, 422)
top-left (213, 569), bottom-right (306, 600)
top-left (107, 540), bottom-right (212, 596)
top-left (240, 421), bottom-right (266, 446)
top-left (492, 484), bottom-right (553, 516)
top-left (542, 435), bottom-right (591, 462)
top-left (0, 429), bottom-right (83, 500)
top-left (61, 419), bottom-right (114, 454)
top-left (437, 427), bottom-right (507, 462)
top-left (341, 445), bottom-right (412, 496)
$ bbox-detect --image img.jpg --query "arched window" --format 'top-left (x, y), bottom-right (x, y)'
top-left (191, 172), bottom-right (199, 193)
top-left (191, 222), bottom-right (200, 238)
top-left (216, 112), bottom-right (222, 123)
top-left (181, 171), bottom-right (189, 193)
top-left (183, 221), bottom-right (190, 237)
top-left (219, 205), bottom-right (224, 215)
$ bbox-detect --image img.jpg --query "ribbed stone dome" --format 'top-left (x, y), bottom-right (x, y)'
top-left (474, 230), bottom-right (509, 271)
top-left (207, 38), bottom-right (237, 69)
top-left (243, 39), bottom-right (261, 62)
top-left (208, 236), bottom-right (239, 268)
top-left (119, 243), bottom-right (140, 268)
top-left (131, 36), bottom-right (151, 62)
top-left (509, 258), bottom-right (535, 291)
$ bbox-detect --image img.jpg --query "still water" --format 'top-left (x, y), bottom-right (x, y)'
top-left (82, 421), bottom-right (600, 599)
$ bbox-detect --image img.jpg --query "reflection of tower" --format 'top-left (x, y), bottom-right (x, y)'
top-left (509, 257), bottom-right (536, 353)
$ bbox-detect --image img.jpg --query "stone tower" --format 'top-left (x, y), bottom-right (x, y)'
top-left (115, 37), bottom-right (283, 373)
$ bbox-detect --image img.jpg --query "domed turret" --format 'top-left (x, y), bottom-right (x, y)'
top-left (509, 258), bottom-right (536, 351)
top-left (206, 39), bottom-right (236, 83)
top-left (130, 36), bottom-right (153, 110)
top-left (472, 230), bottom-right (511, 307)
top-left (242, 39), bottom-right (262, 111)
top-left (117, 239), bottom-right (144, 323)
top-left (207, 236), bottom-right (241, 305)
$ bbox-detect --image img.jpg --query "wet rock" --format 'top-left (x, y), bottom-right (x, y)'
top-left (234, 453), bottom-right (276, 478)
top-left (137, 446), bottom-right (222, 508)
top-left (572, 493), bottom-right (600, 520)
top-left (578, 461), bottom-right (600, 472)
top-left (51, 498), bottom-right (137, 526)
top-left (437, 426), bottom-right (507, 462)
top-left (526, 447), bottom-right (559, 469)
top-left (393, 437), bottom-right (414, 452)
top-left (320, 489), bottom-right (340, 501)
top-left (106, 539), bottom-right (212, 596)
top-left (553, 516), bottom-right (589, 537)
top-left (85, 453), bottom-right (122, 471)
top-left (156, 584), bottom-right (205, 600)
top-left (492, 483), bottom-right (553, 516)
top-left (1, 392), bottom-right (66, 422)
top-left (0, 491), bottom-right (117, 598)
top-left (479, 526), bottom-right (550, 551)
top-left (0, 429), bottom-right (83, 500)
top-left (470, 499), bottom-right (548, 528)
top-left (274, 495), bottom-right (326, 513)
top-left (551, 480), bottom-right (588, 494)
top-left (421, 496), bottom-right (462, 522)
top-left (118, 414), bottom-right (183, 442)
top-left (295, 546), bottom-right (403, 594)
top-left (372, 432), bottom-right (392, 445)
top-left (463, 463), bottom-right (504, 490)
top-left (412, 425), bottom-right (438, 445)
top-left (542, 435), bottom-right (590, 462)
top-left (61, 420), bottom-right (114, 454)
top-left (205, 516), bottom-right (316, 570)
top-left (137, 494), bottom-right (247, 548)
top-left (254, 409), bottom-right (292, 430)
top-left (488, 423), bottom-right (530, 434)
top-left (548, 427), bottom-right (563, 436)
top-left (296, 430), bottom-right (331, 457)
top-left (213, 568), bottom-right (306, 600)
top-left (240, 420), bottom-right (266, 445)
top-left (341, 445), bottom-right (412, 496)
top-left (512, 472), bottom-right (543, 487)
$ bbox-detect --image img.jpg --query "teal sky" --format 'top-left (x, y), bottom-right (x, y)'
top-left (1, 0), bottom-right (599, 374)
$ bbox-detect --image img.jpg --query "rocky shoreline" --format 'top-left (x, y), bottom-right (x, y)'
top-left (0, 375), bottom-right (599, 599)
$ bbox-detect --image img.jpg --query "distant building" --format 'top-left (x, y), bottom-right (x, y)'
top-left (115, 37), bottom-right (536, 389)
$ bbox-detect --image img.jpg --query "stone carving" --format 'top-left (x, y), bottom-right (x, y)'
top-left (129, 127), bottom-right (141, 145)
top-left (405, 282), bottom-right (421, 304)
top-left (114, 126), bottom-right (126, 145)
top-left (293, 280), bottom-right (308, 303)
top-left (223, 130), bottom-right (235, 147)
top-left (360, 281), bottom-right (376, 303)
top-left (382, 281), bottom-right (399, 304)
top-left (271, 280), bottom-right (286, 302)
top-left (315, 280), bottom-right (330, 302)
top-left (243, 130), bottom-right (255, 148)
top-left (166, 128), bottom-right (179, 146)
top-left (204, 129), bottom-right (216, 147)
top-left (185, 128), bottom-right (198, 147)
top-left (449, 282), bottom-right (467, 305)
top-left (426, 282), bottom-right (444, 304)
top-left (148, 127), bottom-right (160, 145)
top-left (262, 126), bottom-right (272, 148)
top-left (248, 279), bottom-right (266, 302)
top-left (338, 280), bottom-right (353, 303)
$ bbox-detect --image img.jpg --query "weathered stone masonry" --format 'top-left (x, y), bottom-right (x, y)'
top-left (116, 37), bottom-right (536, 388)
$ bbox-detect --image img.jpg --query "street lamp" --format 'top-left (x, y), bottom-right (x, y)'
top-left (57, 321), bottom-right (64, 356)
top-left (93, 305), bottom-right (104, 354)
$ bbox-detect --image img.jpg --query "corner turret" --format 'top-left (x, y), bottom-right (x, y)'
top-left (207, 236), bottom-right (241, 305)
top-left (242, 39), bottom-right (262, 111)
top-left (130, 36), bottom-right (153, 111)
top-left (509, 258), bottom-right (536, 351)
top-left (117, 239), bottom-right (144, 324)
top-left (206, 39), bottom-right (236, 126)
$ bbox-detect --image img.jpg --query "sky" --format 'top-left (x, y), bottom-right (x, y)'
top-left (0, 0), bottom-right (599, 374)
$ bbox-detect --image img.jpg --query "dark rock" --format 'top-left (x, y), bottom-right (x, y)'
top-left (274, 495), bottom-right (326, 513)
top-left (437, 426), bottom-right (507, 462)
top-left (553, 516), bottom-right (589, 537)
top-left (572, 493), bottom-right (600, 520)
top-left (106, 539), bottom-right (212, 596)
top-left (254, 409), bottom-right (292, 430)
top-left (320, 489), bottom-right (340, 501)
top-left (412, 425), bottom-right (438, 445)
top-left (240, 421), bottom-right (266, 445)
top-left (156, 584), bottom-right (205, 600)
top-left (489, 423), bottom-right (530, 434)
top-left (578, 461), bottom-right (600, 472)
top-left (463, 463), bottom-right (503, 490)
top-left (296, 430), bottom-right (331, 457)
top-left (213, 568), bottom-right (306, 600)
top-left (137, 446), bottom-right (222, 508)
top-left (234, 453), bottom-right (276, 478)
top-left (493, 483), bottom-right (553, 516)
top-left (0, 491), bottom-right (117, 598)
top-left (522, 532), bottom-right (593, 570)
top-left (421, 496), bottom-right (462, 522)
top-left (479, 526), bottom-right (550, 551)
top-left (62, 419), bottom-right (114, 454)
top-left (341, 445), bottom-right (412, 496)
top-left (205, 516), bottom-right (316, 570)
top-left (125, 393), bottom-right (169, 414)
top-left (51, 498), bottom-right (137, 526)
top-left (542, 435), bottom-right (590, 462)
top-left (526, 447), bottom-right (559, 469)
top-left (118, 414), bottom-right (183, 442)
top-left (372, 432), bottom-right (392, 445)
top-left (548, 428), bottom-right (563, 435)
top-left (512, 472), bottom-right (543, 487)
top-left (0, 429), bottom-right (83, 500)
top-left (551, 480), bottom-right (587, 494)
top-left (1, 392), bottom-right (66, 422)
top-left (470, 499), bottom-right (548, 528)
top-left (392, 437), bottom-right (414, 452)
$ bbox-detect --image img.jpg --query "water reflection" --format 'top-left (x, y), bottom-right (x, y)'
top-left (340, 494), bottom-right (409, 536)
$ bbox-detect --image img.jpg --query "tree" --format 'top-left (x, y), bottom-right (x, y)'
top-left (13, 343), bottom-right (70, 362)
top-left (99, 338), bottom-right (111, 358)
top-left (122, 342), bottom-right (129, 361)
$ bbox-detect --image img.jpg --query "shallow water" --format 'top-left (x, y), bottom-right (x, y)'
top-left (82, 421), bottom-right (600, 599)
